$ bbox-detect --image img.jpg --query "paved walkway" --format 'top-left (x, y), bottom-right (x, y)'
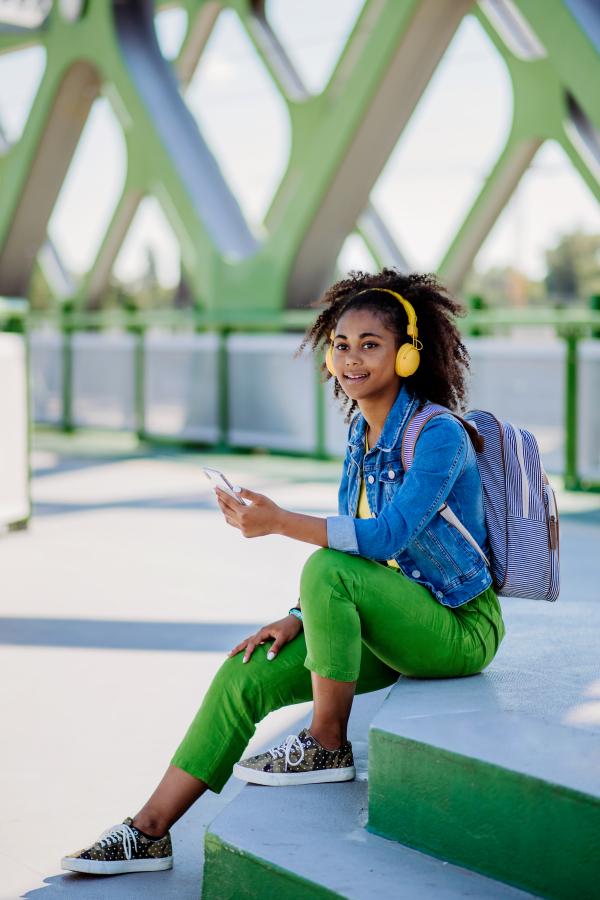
top-left (1, 429), bottom-right (599, 899)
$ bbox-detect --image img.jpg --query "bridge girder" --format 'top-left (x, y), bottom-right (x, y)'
top-left (0, 0), bottom-right (599, 309)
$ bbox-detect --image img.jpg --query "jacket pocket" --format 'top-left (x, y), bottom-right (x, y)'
top-left (378, 465), bottom-right (403, 503)
top-left (434, 519), bottom-right (482, 578)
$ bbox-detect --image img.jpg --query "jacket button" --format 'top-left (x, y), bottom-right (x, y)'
top-left (412, 570), bottom-right (420, 578)
top-left (389, 471), bottom-right (395, 479)
top-left (368, 475), bottom-right (375, 484)
top-left (437, 591), bottom-right (443, 599)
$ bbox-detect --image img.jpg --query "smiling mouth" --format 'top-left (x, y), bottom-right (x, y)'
top-left (344, 373), bottom-right (369, 382)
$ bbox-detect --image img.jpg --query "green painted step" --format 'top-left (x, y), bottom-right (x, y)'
top-left (203, 691), bottom-right (539, 900)
top-left (203, 599), bottom-right (600, 899)
top-left (369, 700), bottom-right (600, 900)
top-left (203, 765), bottom-right (539, 900)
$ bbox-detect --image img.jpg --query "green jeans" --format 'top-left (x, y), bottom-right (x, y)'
top-left (171, 549), bottom-right (504, 793)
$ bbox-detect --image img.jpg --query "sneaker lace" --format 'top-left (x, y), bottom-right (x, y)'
top-left (267, 734), bottom-right (306, 771)
top-left (97, 822), bottom-right (138, 860)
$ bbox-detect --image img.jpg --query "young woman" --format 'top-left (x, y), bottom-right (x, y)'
top-left (61, 270), bottom-right (504, 875)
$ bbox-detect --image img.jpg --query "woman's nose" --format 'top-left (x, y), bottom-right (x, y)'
top-left (345, 348), bottom-right (363, 365)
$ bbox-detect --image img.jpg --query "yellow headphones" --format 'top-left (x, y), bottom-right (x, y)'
top-left (325, 288), bottom-right (422, 379)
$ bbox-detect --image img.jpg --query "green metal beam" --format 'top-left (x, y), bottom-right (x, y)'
top-left (0, 0), bottom-right (473, 313)
top-left (2, 0), bottom-right (600, 315)
top-left (439, 0), bottom-right (600, 289)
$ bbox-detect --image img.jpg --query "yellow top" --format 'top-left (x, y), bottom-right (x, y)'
top-left (357, 433), bottom-right (399, 568)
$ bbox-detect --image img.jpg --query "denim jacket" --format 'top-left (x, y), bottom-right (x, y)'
top-left (326, 384), bottom-right (492, 607)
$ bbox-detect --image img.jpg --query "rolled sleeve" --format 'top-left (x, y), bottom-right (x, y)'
top-left (326, 515), bottom-right (359, 554)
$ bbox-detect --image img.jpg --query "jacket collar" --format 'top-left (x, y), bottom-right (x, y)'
top-left (349, 383), bottom-right (420, 454)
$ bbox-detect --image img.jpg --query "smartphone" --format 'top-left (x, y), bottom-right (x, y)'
top-left (203, 467), bottom-right (248, 505)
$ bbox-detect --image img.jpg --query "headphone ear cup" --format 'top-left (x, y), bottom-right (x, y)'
top-left (325, 344), bottom-right (337, 377)
top-left (396, 344), bottom-right (420, 378)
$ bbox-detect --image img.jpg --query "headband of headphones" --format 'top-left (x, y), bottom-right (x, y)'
top-left (353, 288), bottom-right (418, 339)
top-left (326, 286), bottom-right (422, 379)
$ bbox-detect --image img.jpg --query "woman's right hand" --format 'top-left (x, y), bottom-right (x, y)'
top-left (228, 614), bottom-right (303, 664)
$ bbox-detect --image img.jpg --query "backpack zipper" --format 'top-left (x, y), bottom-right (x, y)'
top-left (541, 472), bottom-right (559, 599)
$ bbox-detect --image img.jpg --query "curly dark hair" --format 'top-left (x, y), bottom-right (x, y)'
top-left (299, 269), bottom-right (470, 422)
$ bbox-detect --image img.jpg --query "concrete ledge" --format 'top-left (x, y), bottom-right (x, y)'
top-left (203, 774), bottom-right (538, 900)
top-left (203, 691), bottom-right (538, 900)
top-left (369, 696), bottom-right (600, 900)
top-left (202, 598), bottom-right (600, 900)
top-left (204, 831), bottom-right (341, 900)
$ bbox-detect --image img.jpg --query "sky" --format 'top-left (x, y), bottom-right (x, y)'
top-left (1, 2), bottom-right (600, 291)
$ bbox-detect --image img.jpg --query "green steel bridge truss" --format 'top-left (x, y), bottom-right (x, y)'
top-left (1, 0), bottom-right (600, 313)
top-left (1, 0), bottom-right (600, 490)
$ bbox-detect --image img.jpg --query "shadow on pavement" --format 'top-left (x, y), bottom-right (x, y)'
top-left (20, 716), bottom-right (309, 900)
top-left (0, 618), bottom-right (262, 652)
top-left (32, 495), bottom-right (218, 516)
top-left (22, 870), bottom-right (182, 898)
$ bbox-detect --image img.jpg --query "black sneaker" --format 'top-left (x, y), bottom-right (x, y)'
top-left (233, 728), bottom-right (355, 786)
top-left (61, 818), bottom-right (173, 875)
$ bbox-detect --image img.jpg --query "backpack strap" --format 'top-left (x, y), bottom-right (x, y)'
top-left (438, 502), bottom-right (489, 566)
top-left (401, 405), bottom-right (484, 472)
top-left (401, 405), bottom-right (490, 567)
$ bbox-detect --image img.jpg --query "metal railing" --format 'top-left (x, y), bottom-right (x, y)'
top-left (8, 303), bottom-right (600, 491)
top-left (459, 307), bottom-right (600, 490)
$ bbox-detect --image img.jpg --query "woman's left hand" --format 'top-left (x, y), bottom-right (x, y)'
top-left (227, 614), bottom-right (303, 663)
top-left (216, 487), bottom-right (283, 538)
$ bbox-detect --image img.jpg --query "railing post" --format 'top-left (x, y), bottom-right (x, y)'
top-left (591, 295), bottom-right (600, 339)
top-left (217, 328), bottom-right (229, 449)
top-left (62, 309), bottom-right (73, 432)
top-left (23, 304), bottom-right (32, 529)
top-left (315, 355), bottom-right (326, 459)
top-left (564, 330), bottom-right (579, 490)
top-left (134, 326), bottom-right (146, 440)
top-left (468, 296), bottom-right (488, 337)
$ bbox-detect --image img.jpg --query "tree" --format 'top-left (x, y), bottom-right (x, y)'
top-left (463, 266), bottom-right (544, 307)
top-left (545, 231), bottom-right (600, 301)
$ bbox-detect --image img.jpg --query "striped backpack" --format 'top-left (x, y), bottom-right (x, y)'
top-left (401, 405), bottom-right (560, 601)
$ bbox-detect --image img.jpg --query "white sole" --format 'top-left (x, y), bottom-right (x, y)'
top-left (233, 763), bottom-right (356, 786)
top-left (60, 856), bottom-right (173, 875)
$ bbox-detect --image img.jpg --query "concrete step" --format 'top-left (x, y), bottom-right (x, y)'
top-left (369, 682), bottom-right (600, 900)
top-left (203, 744), bottom-right (537, 900)
top-left (202, 693), bottom-right (538, 900)
top-left (202, 597), bottom-right (600, 899)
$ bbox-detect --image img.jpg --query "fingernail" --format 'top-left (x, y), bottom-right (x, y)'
top-left (267, 651), bottom-right (275, 661)
top-left (243, 657), bottom-right (248, 663)
top-left (233, 486), bottom-right (242, 493)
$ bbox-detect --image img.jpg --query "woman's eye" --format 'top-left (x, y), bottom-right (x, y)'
top-left (335, 343), bottom-right (349, 351)
top-left (363, 341), bottom-right (378, 349)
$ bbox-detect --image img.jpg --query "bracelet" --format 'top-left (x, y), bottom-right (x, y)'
top-left (288, 607), bottom-right (303, 623)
